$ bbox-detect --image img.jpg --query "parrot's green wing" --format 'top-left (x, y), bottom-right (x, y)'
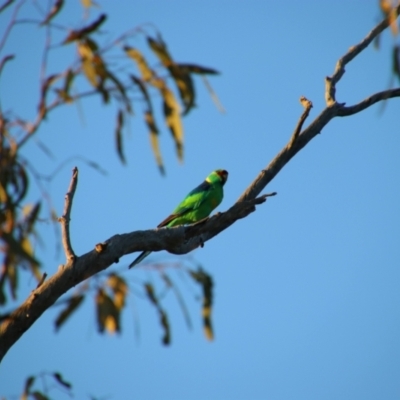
top-left (129, 169), bottom-right (228, 269)
top-left (157, 181), bottom-right (214, 227)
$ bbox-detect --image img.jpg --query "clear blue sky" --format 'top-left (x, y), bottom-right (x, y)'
top-left (1, 1), bottom-right (400, 399)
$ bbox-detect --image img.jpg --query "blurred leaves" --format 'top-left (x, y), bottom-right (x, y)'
top-left (115, 109), bottom-right (126, 164)
top-left (0, 131), bottom-right (42, 303)
top-left (144, 282), bottom-right (170, 345)
top-left (50, 262), bottom-right (214, 345)
top-left (54, 294), bottom-right (85, 331)
top-left (376, 0), bottom-right (400, 108)
top-left (0, 1), bottom-right (221, 351)
top-left (17, 371), bottom-right (73, 400)
top-left (96, 288), bottom-right (120, 334)
top-left (0, 3), bottom-right (220, 299)
top-left (95, 274), bottom-right (128, 334)
top-left (63, 13), bottom-right (107, 44)
top-left (380, 0), bottom-right (399, 35)
top-left (40, 0), bottom-right (64, 26)
top-left (189, 268), bottom-right (214, 341)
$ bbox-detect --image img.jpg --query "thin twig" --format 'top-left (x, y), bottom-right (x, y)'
top-left (0, 54), bottom-right (14, 78)
top-left (58, 167), bottom-right (78, 262)
top-left (0, 0), bottom-right (15, 14)
top-left (201, 75), bottom-right (226, 113)
top-left (239, 8), bottom-right (400, 203)
top-left (40, 23), bottom-right (52, 85)
top-left (35, 272), bottom-right (47, 289)
top-left (337, 88), bottom-right (400, 116)
top-left (0, 0), bottom-right (25, 52)
top-left (288, 96), bottom-right (313, 149)
top-left (325, 2), bottom-right (400, 105)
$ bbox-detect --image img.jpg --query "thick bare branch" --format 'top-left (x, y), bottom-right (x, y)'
top-left (58, 167), bottom-right (78, 262)
top-left (0, 189), bottom-right (277, 362)
top-left (337, 88), bottom-right (400, 116)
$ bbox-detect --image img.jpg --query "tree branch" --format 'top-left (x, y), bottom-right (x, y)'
top-left (288, 96), bottom-right (313, 149)
top-left (58, 167), bottom-right (78, 262)
top-left (337, 88), bottom-right (400, 116)
top-left (0, 187), bottom-right (278, 363)
top-left (325, 2), bottom-right (400, 105)
top-left (1, 6), bottom-right (400, 363)
top-left (0, 0), bottom-right (15, 14)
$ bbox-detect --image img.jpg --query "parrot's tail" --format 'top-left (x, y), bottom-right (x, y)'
top-left (128, 251), bottom-right (152, 269)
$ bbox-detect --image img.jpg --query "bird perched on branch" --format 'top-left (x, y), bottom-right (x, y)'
top-left (128, 169), bottom-right (229, 269)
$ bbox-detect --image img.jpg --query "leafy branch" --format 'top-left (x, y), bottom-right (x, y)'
top-left (0, 0), bottom-right (221, 310)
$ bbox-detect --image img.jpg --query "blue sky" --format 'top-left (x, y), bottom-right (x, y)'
top-left (1, 1), bottom-right (400, 399)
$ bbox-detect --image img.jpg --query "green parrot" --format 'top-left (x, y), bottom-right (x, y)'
top-left (128, 169), bottom-right (228, 269)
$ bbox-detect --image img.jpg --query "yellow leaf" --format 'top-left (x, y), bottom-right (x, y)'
top-left (124, 46), bottom-right (154, 82)
top-left (160, 86), bottom-right (183, 161)
top-left (168, 64), bottom-right (195, 115)
top-left (96, 288), bottom-right (120, 334)
top-left (130, 74), bottom-right (152, 109)
top-left (105, 315), bottom-right (117, 333)
top-left (380, 0), bottom-right (399, 36)
top-left (81, 0), bottom-right (92, 8)
top-left (145, 111), bottom-right (165, 175)
top-left (189, 268), bottom-right (214, 342)
top-left (147, 36), bottom-right (173, 67)
top-left (107, 273), bottom-right (128, 310)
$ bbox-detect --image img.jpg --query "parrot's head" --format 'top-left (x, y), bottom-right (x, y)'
top-left (207, 169), bottom-right (228, 186)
